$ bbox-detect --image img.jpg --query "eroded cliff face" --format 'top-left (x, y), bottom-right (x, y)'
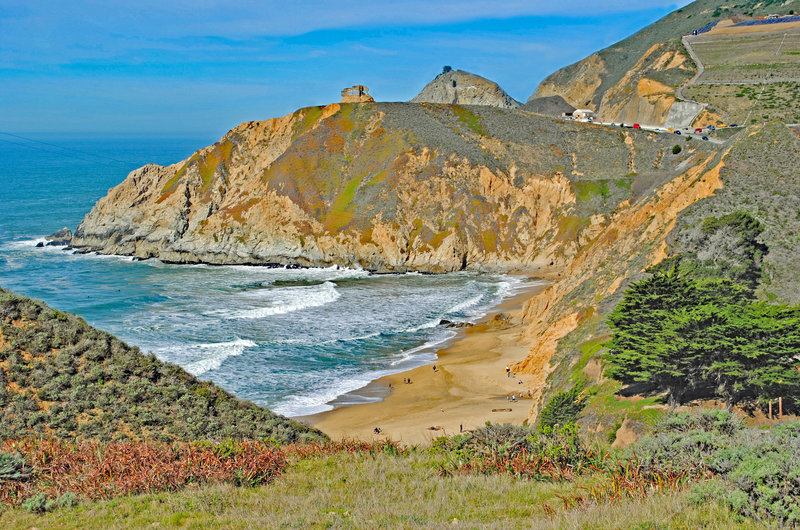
top-left (72, 102), bottom-right (705, 273)
top-left (532, 54), bottom-right (606, 111)
top-left (531, 41), bottom-right (694, 126)
top-left (513, 141), bottom-right (735, 421)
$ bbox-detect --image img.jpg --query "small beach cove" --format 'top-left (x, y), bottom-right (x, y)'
top-left (305, 278), bottom-right (552, 444)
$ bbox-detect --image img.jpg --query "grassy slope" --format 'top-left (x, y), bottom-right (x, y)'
top-left (0, 287), bottom-right (324, 443)
top-left (533, 0), bottom-right (800, 106)
top-left (0, 451), bottom-right (753, 529)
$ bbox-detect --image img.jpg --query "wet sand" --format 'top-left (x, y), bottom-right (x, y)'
top-left (304, 281), bottom-right (549, 445)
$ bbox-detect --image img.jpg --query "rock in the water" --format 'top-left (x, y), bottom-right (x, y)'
top-left (411, 69), bottom-right (520, 109)
top-left (45, 227), bottom-right (73, 246)
top-left (35, 242), bottom-right (44, 248)
top-left (438, 319), bottom-right (474, 329)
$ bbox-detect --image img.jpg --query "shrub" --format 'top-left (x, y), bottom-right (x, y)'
top-left (0, 438), bottom-right (287, 506)
top-left (538, 383), bottom-right (588, 429)
top-left (0, 452), bottom-right (29, 481)
top-left (434, 423), bottom-right (606, 480)
top-left (630, 412), bottom-right (800, 526)
top-left (20, 492), bottom-right (76, 513)
top-left (672, 144), bottom-right (682, 154)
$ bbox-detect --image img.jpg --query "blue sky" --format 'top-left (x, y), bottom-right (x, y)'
top-left (0, 1), bottom-right (692, 137)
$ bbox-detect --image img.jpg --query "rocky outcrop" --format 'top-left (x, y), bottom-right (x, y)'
top-left (412, 70), bottom-right (520, 109)
top-left (70, 102), bottom-right (711, 273)
top-left (523, 95), bottom-right (575, 117)
top-left (45, 227), bottom-right (73, 246)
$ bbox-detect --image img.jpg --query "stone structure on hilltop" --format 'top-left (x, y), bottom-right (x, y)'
top-left (340, 85), bottom-right (375, 104)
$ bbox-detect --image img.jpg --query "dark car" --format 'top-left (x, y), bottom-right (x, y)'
top-left (702, 136), bottom-right (709, 141)
top-left (674, 130), bottom-right (682, 135)
top-left (730, 123), bottom-right (738, 127)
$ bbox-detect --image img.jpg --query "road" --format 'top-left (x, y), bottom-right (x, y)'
top-left (677, 35), bottom-right (707, 103)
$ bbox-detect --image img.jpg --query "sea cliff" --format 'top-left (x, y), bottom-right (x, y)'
top-left (71, 102), bottom-right (713, 274)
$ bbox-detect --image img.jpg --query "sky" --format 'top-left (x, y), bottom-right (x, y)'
top-left (0, 1), bottom-right (692, 138)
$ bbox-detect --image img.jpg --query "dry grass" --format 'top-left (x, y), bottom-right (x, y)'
top-left (0, 451), bottom-right (754, 529)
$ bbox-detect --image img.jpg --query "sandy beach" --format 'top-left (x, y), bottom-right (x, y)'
top-left (306, 281), bottom-right (549, 445)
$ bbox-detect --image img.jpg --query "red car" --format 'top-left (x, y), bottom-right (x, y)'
top-left (633, 123), bottom-right (641, 129)
top-left (695, 128), bottom-right (703, 133)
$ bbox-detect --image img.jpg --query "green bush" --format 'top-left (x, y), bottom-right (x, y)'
top-left (631, 412), bottom-right (800, 526)
top-left (538, 383), bottom-right (588, 429)
top-left (20, 492), bottom-right (76, 513)
top-left (0, 452), bottom-right (29, 481)
top-left (672, 144), bottom-right (682, 154)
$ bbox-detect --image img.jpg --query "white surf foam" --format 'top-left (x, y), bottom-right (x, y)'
top-left (446, 292), bottom-right (485, 315)
top-left (273, 335), bottom-right (450, 417)
top-left (180, 338), bottom-right (257, 376)
top-left (228, 281), bottom-right (341, 320)
top-left (271, 376), bottom-right (375, 417)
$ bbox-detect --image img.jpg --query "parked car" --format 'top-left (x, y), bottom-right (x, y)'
top-left (674, 130), bottom-right (682, 135)
top-left (702, 136), bottom-right (709, 140)
top-left (695, 128), bottom-right (703, 133)
top-left (730, 123), bottom-right (738, 128)
top-left (633, 123), bottom-right (641, 129)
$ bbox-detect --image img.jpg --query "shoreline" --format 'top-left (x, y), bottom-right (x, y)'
top-left (26, 236), bottom-right (556, 434)
top-left (302, 279), bottom-right (551, 445)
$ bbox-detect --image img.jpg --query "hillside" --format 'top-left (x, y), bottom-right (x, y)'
top-left (69, 102), bottom-right (721, 272)
top-left (531, 0), bottom-right (800, 126)
top-left (0, 287), bottom-right (324, 443)
top-left (521, 122), bottom-right (800, 442)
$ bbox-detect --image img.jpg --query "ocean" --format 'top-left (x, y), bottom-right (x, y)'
top-left (0, 134), bottom-right (534, 416)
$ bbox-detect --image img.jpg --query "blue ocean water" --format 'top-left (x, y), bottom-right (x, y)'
top-left (0, 135), bottom-right (534, 416)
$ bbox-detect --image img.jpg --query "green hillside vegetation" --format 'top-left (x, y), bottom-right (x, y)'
top-left (0, 287), bottom-right (324, 443)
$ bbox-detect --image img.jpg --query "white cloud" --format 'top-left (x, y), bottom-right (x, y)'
top-left (2, 1), bottom-right (694, 38)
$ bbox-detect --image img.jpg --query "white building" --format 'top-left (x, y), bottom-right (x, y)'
top-left (573, 109), bottom-right (597, 122)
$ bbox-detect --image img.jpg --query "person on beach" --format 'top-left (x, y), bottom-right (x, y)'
top-left (374, 427), bottom-right (382, 434)
top-left (433, 365), bottom-right (437, 372)
top-left (505, 365), bottom-right (510, 377)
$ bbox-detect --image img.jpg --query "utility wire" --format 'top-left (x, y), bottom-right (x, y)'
top-left (0, 136), bottom-right (135, 167)
top-left (0, 131), bottom-right (141, 168)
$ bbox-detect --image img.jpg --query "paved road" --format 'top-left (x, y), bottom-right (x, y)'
top-left (580, 119), bottom-right (728, 145)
